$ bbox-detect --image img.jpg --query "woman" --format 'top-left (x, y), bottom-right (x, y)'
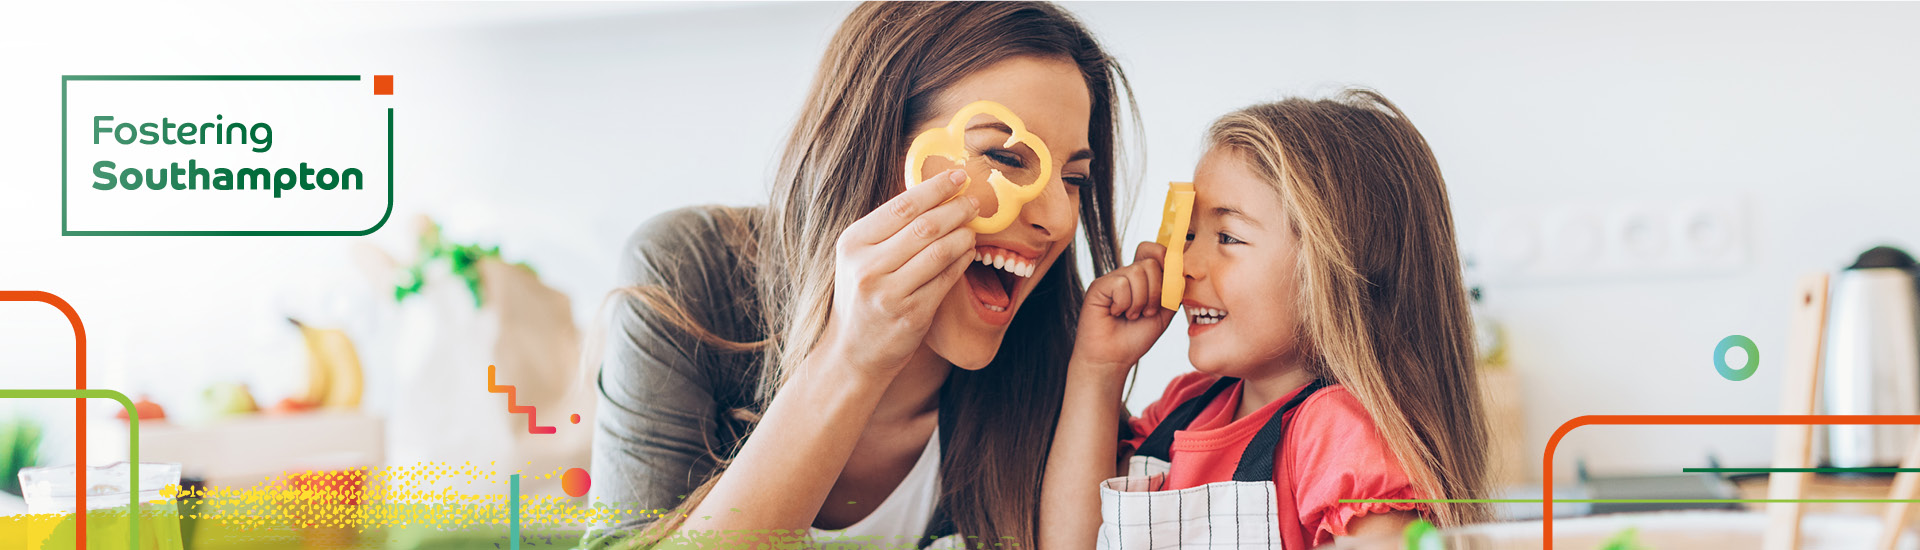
top-left (587, 3), bottom-right (1134, 548)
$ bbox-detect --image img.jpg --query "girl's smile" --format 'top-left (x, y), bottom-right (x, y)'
top-left (1182, 299), bottom-right (1228, 337)
top-left (1180, 147), bottom-right (1309, 380)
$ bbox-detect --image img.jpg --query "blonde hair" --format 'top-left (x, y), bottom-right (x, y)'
top-left (1206, 89), bottom-right (1491, 525)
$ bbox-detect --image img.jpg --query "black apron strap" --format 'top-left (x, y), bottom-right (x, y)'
top-left (1134, 376), bottom-right (1240, 461)
top-left (1231, 379), bottom-right (1331, 482)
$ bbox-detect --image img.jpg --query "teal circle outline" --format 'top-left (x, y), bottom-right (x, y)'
top-left (1716, 335), bottom-right (1759, 381)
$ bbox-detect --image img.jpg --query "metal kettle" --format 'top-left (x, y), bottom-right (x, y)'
top-left (1819, 246), bottom-right (1920, 468)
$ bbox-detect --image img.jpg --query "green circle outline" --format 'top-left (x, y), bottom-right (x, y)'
top-left (1716, 334), bottom-right (1759, 381)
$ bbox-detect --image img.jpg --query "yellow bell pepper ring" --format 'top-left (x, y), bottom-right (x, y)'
top-left (1155, 182), bottom-right (1195, 311)
top-left (903, 100), bottom-right (1054, 234)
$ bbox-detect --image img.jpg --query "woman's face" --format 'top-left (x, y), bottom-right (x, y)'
top-left (1181, 147), bottom-right (1308, 378)
top-left (914, 56), bottom-right (1093, 371)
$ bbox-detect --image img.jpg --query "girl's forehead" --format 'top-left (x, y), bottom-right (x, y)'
top-left (1194, 149), bottom-right (1282, 213)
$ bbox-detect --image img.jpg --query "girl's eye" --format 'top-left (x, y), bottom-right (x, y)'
top-left (1063, 175), bottom-right (1091, 188)
top-left (1217, 232), bottom-right (1244, 245)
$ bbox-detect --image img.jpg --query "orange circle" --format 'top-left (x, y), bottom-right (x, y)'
top-left (561, 468), bottom-right (591, 498)
top-left (570, 413), bottom-right (581, 424)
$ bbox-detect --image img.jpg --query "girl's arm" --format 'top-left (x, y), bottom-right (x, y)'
top-left (1040, 361), bottom-right (1132, 549)
top-left (1326, 511), bottom-right (1419, 549)
top-left (1041, 242), bottom-right (1175, 550)
top-left (677, 170), bottom-right (980, 539)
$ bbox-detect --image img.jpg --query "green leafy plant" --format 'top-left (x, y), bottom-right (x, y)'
top-left (1403, 519), bottom-right (1444, 550)
top-left (0, 416), bottom-right (44, 496)
top-left (1598, 527), bottom-right (1648, 550)
top-left (392, 220), bottom-right (534, 308)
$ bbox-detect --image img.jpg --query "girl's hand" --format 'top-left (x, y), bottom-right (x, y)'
top-left (1073, 241), bottom-right (1177, 375)
top-left (820, 169), bottom-right (980, 382)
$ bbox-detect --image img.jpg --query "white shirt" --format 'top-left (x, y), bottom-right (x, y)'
top-left (810, 425), bottom-right (941, 549)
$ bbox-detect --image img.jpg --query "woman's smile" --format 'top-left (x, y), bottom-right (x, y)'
top-left (963, 244), bottom-right (1045, 325)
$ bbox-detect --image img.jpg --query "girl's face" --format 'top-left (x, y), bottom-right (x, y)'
top-left (1182, 147), bottom-right (1308, 377)
top-left (916, 56), bottom-right (1093, 371)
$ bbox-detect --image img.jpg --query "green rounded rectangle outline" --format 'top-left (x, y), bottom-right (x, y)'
top-left (1, 389), bottom-right (143, 550)
top-left (60, 75), bottom-right (393, 236)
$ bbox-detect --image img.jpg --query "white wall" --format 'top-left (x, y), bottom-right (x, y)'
top-left (4, 1), bottom-right (1919, 481)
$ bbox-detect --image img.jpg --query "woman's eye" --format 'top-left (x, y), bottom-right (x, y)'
top-left (1063, 175), bottom-right (1091, 188)
top-left (983, 150), bottom-right (1027, 169)
top-left (1217, 232), bottom-right (1244, 245)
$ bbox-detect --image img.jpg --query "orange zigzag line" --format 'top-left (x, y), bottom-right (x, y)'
top-left (487, 364), bottom-right (557, 434)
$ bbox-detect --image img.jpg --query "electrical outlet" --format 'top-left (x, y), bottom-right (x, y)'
top-left (1470, 197), bottom-right (1749, 284)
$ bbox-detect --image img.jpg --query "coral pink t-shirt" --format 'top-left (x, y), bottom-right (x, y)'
top-left (1121, 372), bottom-right (1428, 547)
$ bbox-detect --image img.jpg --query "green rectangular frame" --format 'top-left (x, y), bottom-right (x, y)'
top-left (60, 75), bottom-right (392, 236)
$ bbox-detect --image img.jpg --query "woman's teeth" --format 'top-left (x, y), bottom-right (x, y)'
top-left (973, 249), bottom-right (1036, 278)
top-left (984, 304), bottom-right (1007, 312)
top-left (1189, 307), bottom-right (1227, 325)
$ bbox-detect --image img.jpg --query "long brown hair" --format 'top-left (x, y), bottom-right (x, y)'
top-left (1205, 90), bottom-right (1490, 526)
top-left (624, 2), bottom-right (1135, 546)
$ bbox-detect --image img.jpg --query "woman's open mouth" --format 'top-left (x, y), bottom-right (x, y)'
top-left (962, 245), bottom-right (1038, 325)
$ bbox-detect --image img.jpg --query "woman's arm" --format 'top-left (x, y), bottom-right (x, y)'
top-left (676, 170), bottom-right (979, 539)
top-left (587, 206), bottom-right (761, 541)
top-left (1040, 242), bottom-right (1174, 550)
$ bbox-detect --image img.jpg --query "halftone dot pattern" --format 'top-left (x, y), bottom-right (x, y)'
top-left (99, 462), bottom-right (662, 544)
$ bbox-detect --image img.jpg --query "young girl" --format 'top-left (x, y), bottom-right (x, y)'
top-left (1041, 89), bottom-right (1490, 550)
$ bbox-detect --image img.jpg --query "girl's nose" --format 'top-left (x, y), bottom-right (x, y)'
top-left (1182, 233), bottom-right (1208, 281)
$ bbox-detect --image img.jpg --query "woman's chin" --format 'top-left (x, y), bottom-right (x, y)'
top-left (936, 345), bottom-right (999, 371)
top-left (927, 332), bottom-right (1004, 371)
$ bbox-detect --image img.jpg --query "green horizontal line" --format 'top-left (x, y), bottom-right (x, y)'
top-left (63, 75), bottom-right (360, 81)
top-left (1340, 498), bottom-right (1920, 504)
top-left (1684, 467), bottom-right (1920, 473)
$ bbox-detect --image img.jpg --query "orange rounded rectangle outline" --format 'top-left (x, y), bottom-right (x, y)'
top-left (1544, 414), bottom-right (1920, 548)
top-left (1, 291), bottom-right (91, 549)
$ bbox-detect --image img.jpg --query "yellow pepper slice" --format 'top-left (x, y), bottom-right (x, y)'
top-left (1155, 182), bottom-right (1195, 311)
top-left (904, 100), bottom-right (1053, 234)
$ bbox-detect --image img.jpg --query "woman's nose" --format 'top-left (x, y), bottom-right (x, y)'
top-left (1016, 172), bottom-right (1075, 241)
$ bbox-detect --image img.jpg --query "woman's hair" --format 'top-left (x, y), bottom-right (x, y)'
top-left (1205, 89), bottom-right (1490, 526)
top-left (625, 2), bottom-right (1134, 546)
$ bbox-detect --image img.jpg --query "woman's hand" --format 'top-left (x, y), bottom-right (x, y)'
top-left (1073, 241), bottom-right (1177, 375)
top-left (822, 168), bottom-right (980, 381)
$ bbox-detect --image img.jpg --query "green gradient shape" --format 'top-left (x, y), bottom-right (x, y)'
top-left (511, 473), bottom-right (521, 550)
top-left (1715, 334), bottom-right (1759, 381)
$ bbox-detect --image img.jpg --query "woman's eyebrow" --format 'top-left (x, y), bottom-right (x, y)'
top-left (967, 122), bottom-right (1014, 134)
top-left (966, 122), bottom-right (1095, 162)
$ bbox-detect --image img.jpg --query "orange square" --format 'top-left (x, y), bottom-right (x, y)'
top-left (374, 75), bottom-right (393, 95)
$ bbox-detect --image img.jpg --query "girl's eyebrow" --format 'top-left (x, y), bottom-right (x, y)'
top-left (1211, 206), bottom-right (1264, 229)
top-left (967, 122), bottom-right (1095, 163)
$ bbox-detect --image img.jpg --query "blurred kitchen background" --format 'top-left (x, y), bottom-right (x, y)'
top-left (3, 1), bottom-right (1919, 539)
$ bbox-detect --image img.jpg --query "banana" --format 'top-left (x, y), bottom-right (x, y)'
top-left (293, 320), bottom-right (364, 409)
